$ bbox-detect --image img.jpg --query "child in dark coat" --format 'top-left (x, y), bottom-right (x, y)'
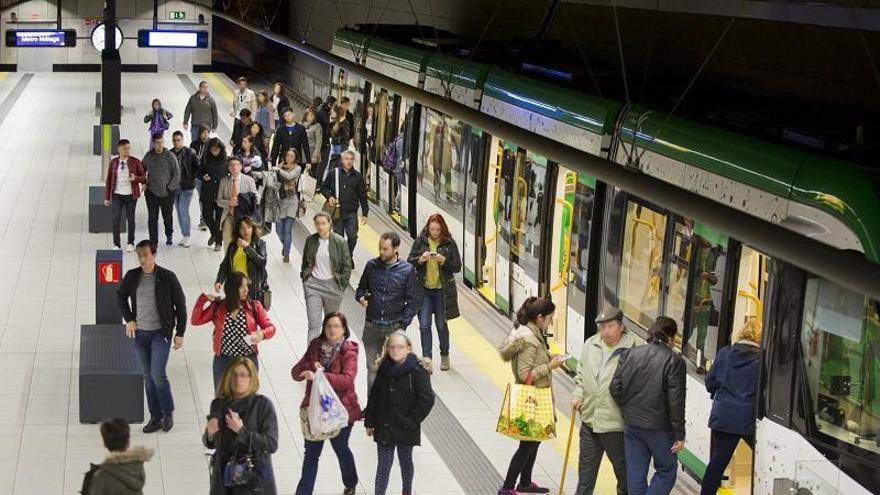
top-left (363, 331), bottom-right (435, 495)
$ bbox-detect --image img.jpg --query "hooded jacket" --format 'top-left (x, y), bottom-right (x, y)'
top-left (89, 446), bottom-right (154, 495)
top-left (363, 353), bottom-right (435, 446)
top-left (498, 323), bottom-right (553, 388)
top-left (706, 341), bottom-right (761, 436)
top-left (171, 145), bottom-right (199, 191)
top-left (610, 341), bottom-right (686, 441)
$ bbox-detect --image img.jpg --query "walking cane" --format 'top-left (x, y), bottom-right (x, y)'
top-left (558, 402), bottom-right (577, 495)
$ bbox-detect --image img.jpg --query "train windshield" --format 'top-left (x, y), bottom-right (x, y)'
top-left (801, 277), bottom-right (880, 455)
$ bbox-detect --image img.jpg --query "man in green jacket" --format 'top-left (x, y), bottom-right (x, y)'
top-left (571, 304), bottom-right (636, 495)
top-left (301, 211), bottom-right (353, 341)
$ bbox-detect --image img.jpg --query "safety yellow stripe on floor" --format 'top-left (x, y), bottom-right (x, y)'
top-left (210, 78), bottom-right (624, 492)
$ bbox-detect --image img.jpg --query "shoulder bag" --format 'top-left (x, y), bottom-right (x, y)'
top-left (321, 167), bottom-right (341, 222)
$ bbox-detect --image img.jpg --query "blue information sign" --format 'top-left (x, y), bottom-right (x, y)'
top-left (5, 29), bottom-right (76, 47)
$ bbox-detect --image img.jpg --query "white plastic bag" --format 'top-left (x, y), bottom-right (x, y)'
top-left (307, 369), bottom-right (350, 437)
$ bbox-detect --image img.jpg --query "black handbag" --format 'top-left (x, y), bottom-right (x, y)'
top-left (222, 425), bottom-right (262, 488)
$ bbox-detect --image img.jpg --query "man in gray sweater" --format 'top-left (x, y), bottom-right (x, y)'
top-left (182, 81), bottom-right (218, 143)
top-left (143, 133), bottom-right (180, 247)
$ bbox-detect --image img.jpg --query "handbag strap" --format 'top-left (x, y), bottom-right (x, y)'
top-left (525, 369), bottom-right (534, 386)
top-left (335, 167), bottom-right (340, 201)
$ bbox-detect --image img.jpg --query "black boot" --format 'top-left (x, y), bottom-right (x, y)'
top-left (143, 418), bottom-right (162, 434)
top-left (161, 414), bottom-right (174, 432)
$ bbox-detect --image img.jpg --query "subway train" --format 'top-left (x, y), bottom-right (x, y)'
top-left (323, 27), bottom-right (880, 494)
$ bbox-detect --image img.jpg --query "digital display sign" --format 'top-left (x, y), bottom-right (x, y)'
top-left (5, 29), bottom-right (77, 47)
top-left (137, 30), bottom-right (208, 49)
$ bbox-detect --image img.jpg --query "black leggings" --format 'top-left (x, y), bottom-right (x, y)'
top-left (503, 440), bottom-right (540, 489)
top-left (201, 200), bottom-right (222, 245)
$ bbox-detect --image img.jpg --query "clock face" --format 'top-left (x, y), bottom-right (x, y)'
top-left (90, 23), bottom-right (123, 51)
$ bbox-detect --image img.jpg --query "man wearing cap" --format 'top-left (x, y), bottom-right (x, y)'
top-left (571, 304), bottom-right (636, 495)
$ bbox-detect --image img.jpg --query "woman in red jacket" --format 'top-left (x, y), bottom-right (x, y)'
top-left (191, 271), bottom-right (276, 389)
top-left (292, 312), bottom-right (361, 495)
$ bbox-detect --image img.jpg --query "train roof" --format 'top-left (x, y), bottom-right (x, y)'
top-left (424, 53), bottom-right (490, 91)
top-left (482, 68), bottom-right (620, 137)
top-left (620, 108), bottom-right (880, 261)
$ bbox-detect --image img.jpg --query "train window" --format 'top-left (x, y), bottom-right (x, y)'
top-left (416, 109), bottom-right (465, 239)
top-left (509, 151), bottom-right (547, 313)
top-left (619, 201), bottom-right (667, 329)
top-left (683, 226), bottom-right (730, 367)
top-left (800, 277), bottom-right (880, 455)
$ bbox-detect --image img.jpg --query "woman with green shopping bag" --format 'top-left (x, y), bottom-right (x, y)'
top-left (497, 296), bottom-right (566, 495)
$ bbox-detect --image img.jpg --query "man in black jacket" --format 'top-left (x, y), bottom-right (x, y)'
top-left (269, 107), bottom-right (310, 167)
top-left (117, 240), bottom-right (187, 434)
top-left (610, 316), bottom-right (686, 495)
top-left (230, 108), bottom-right (253, 149)
top-left (170, 131), bottom-right (199, 248)
top-left (355, 232), bottom-right (417, 388)
top-left (322, 150), bottom-right (368, 255)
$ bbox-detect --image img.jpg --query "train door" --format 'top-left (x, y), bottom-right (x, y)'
top-left (726, 245), bottom-right (771, 494)
top-left (461, 125), bottom-right (484, 287)
top-left (509, 151), bottom-right (547, 316)
top-left (390, 99), bottom-right (414, 231)
top-left (479, 137), bottom-right (506, 310)
top-left (548, 166), bottom-right (596, 356)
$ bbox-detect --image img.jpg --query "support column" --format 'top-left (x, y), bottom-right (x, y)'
top-left (100, 0), bottom-right (121, 180)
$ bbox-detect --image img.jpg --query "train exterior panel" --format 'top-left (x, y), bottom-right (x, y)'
top-left (326, 27), bottom-right (880, 494)
top-left (423, 53), bottom-right (490, 109)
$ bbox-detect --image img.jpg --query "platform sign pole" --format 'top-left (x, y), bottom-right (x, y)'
top-left (100, 0), bottom-right (121, 127)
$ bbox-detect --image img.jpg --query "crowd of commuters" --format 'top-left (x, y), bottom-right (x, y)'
top-left (93, 80), bottom-right (761, 495)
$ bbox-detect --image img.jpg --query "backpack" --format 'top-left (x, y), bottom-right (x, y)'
top-left (382, 141), bottom-right (398, 173)
top-left (80, 463), bottom-right (101, 494)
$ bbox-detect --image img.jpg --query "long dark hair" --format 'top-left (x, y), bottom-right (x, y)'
top-left (223, 271), bottom-right (249, 312)
top-left (151, 98), bottom-right (162, 110)
top-left (233, 216), bottom-right (262, 242)
top-left (648, 316), bottom-right (678, 344)
top-left (514, 296), bottom-right (556, 328)
top-left (420, 213), bottom-right (452, 242)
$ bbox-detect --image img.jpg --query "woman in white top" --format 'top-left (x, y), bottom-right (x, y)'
top-left (300, 212), bottom-right (354, 342)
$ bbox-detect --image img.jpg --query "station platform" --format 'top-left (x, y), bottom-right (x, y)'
top-left (0, 71), bottom-right (696, 495)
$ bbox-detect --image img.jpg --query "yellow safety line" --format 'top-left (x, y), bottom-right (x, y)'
top-left (0, 72), bottom-right (8, 82)
top-left (211, 82), bottom-right (618, 490)
top-left (203, 72), bottom-right (235, 103)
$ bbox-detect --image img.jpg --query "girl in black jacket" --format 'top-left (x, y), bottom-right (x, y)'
top-left (204, 357), bottom-right (279, 495)
top-left (199, 138), bottom-right (228, 249)
top-left (363, 331), bottom-right (435, 495)
top-left (216, 216), bottom-right (269, 306)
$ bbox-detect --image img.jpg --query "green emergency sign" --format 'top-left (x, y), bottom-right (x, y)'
top-left (169, 11), bottom-right (186, 20)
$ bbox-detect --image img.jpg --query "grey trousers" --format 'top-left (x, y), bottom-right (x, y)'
top-left (302, 276), bottom-right (343, 342)
top-left (363, 320), bottom-right (403, 390)
top-left (576, 425), bottom-right (628, 495)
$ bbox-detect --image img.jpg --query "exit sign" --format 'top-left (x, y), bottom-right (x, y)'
top-left (169, 11), bottom-right (185, 20)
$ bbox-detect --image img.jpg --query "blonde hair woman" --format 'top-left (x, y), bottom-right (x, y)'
top-left (203, 358), bottom-right (279, 495)
top-left (700, 318), bottom-right (762, 495)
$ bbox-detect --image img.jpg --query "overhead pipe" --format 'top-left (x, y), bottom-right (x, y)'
top-left (196, 4), bottom-right (880, 301)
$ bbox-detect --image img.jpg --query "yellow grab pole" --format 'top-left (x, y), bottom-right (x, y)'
top-left (558, 402), bottom-right (577, 495)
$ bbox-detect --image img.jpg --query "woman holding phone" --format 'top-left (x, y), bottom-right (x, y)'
top-left (192, 271), bottom-right (276, 389)
top-left (406, 213), bottom-right (462, 371)
top-left (204, 357), bottom-right (279, 495)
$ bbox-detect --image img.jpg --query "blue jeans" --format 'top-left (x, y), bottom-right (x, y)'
top-left (134, 330), bottom-right (174, 421)
top-left (624, 425), bottom-right (678, 495)
top-left (189, 125), bottom-right (200, 144)
top-left (276, 217), bottom-right (295, 256)
top-left (175, 188), bottom-right (194, 237)
top-left (295, 424), bottom-right (358, 494)
top-left (212, 354), bottom-right (259, 391)
top-left (418, 288), bottom-right (448, 359)
top-left (330, 143), bottom-right (344, 157)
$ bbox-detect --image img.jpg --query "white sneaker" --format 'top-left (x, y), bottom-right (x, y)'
top-left (179, 237), bottom-right (191, 248)
top-left (125, 244), bottom-right (134, 252)
top-left (112, 244), bottom-right (121, 250)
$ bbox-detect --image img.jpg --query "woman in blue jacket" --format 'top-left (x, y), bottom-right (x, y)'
top-left (700, 317), bottom-right (762, 495)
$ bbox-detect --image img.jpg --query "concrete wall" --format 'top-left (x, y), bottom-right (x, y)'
top-left (0, 0), bottom-right (213, 69)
